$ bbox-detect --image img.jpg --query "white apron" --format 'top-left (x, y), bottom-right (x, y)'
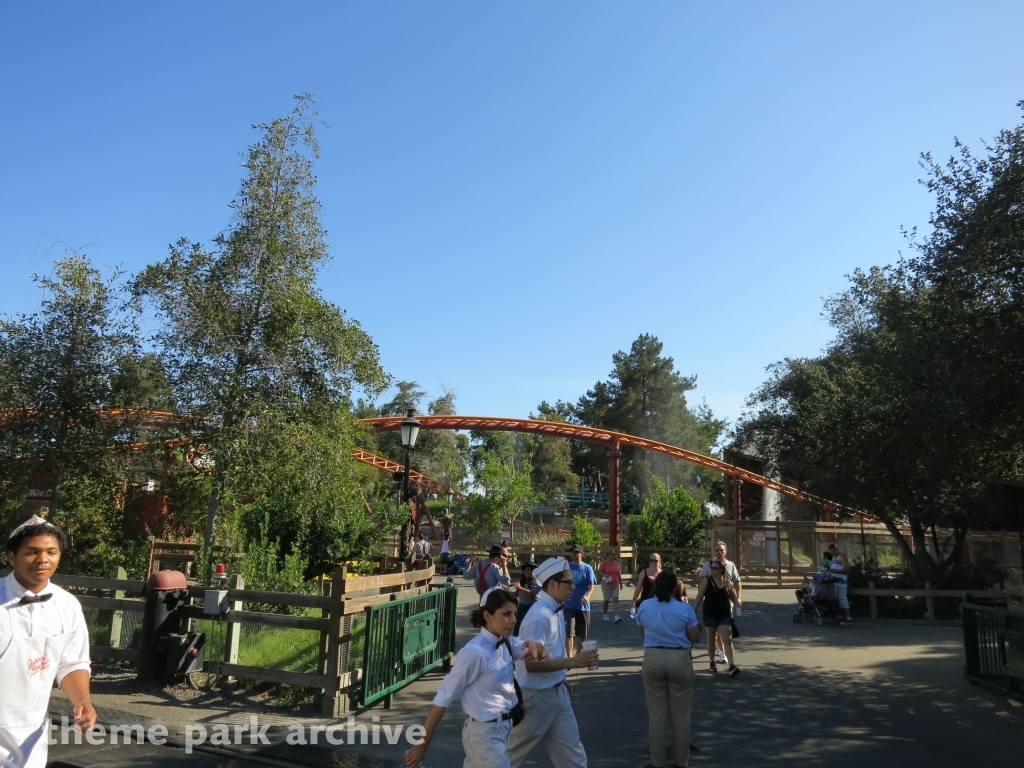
top-left (0, 591), bottom-right (65, 768)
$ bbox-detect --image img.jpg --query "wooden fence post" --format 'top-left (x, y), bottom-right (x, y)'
top-left (223, 574), bottom-right (244, 681)
top-left (106, 566), bottom-right (126, 647)
top-left (775, 522), bottom-right (783, 586)
top-left (868, 579), bottom-right (878, 620)
top-left (924, 581), bottom-right (935, 621)
top-left (322, 566), bottom-right (347, 718)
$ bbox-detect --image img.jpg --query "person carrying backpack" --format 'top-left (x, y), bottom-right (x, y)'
top-left (464, 545), bottom-right (512, 595)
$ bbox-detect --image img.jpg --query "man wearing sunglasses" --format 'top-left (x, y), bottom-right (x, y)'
top-left (508, 557), bottom-right (598, 768)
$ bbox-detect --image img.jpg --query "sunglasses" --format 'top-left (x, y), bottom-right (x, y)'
top-left (555, 577), bottom-right (574, 585)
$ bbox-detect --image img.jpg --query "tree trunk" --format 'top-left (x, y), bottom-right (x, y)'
top-left (909, 519), bottom-right (933, 574)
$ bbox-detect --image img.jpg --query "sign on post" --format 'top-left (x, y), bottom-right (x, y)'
top-left (403, 609), bottom-right (438, 664)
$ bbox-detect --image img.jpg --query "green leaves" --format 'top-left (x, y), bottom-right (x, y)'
top-left (566, 515), bottom-right (603, 549)
top-left (737, 105), bottom-right (1024, 574)
top-left (133, 96), bottom-right (389, 559)
top-left (566, 334), bottom-right (725, 503)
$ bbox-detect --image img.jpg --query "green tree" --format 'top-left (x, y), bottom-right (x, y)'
top-left (0, 253), bottom-right (179, 575)
top-left (370, 382), bottom-right (469, 491)
top-left (0, 254), bottom-right (137, 519)
top-left (570, 334), bottom-right (724, 503)
top-left (565, 515), bottom-right (603, 550)
top-left (527, 403), bottom-right (578, 506)
top-left (627, 476), bottom-right (705, 569)
top-left (736, 104), bottom-right (1024, 575)
top-left (134, 95), bottom-right (388, 563)
top-left (471, 432), bottom-right (536, 545)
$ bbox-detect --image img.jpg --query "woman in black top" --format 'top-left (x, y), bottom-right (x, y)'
top-left (692, 560), bottom-right (740, 676)
top-left (629, 553), bottom-right (663, 612)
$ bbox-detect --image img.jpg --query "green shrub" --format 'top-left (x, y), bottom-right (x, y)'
top-left (565, 516), bottom-right (603, 550)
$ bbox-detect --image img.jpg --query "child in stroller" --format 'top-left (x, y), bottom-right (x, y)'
top-left (793, 571), bottom-right (843, 626)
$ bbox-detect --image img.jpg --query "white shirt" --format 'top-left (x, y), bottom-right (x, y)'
top-left (440, 540), bottom-right (451, 555)
top-left (828, 556), bottom-right (848, 583)
top-left (432, 628), bottom-right (527, 721)
top-left (635, 598), bottom-right (698, 649)
top-left (1, 572), bottom-right (91, 684)
top-left (697, 558), bottom-right (741, 583)
top-left (515, 591), bottom-right (566, 690)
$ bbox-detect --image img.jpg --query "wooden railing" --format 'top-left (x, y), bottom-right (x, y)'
top-left (49, 563), bottom-right (437, 716)
top-left (847, 581), bottom-right (1008, 621)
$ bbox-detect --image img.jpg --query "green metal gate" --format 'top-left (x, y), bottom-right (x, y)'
top-left (361, 584), bottom-right (458, 707)
top-left (962, 600), bottom-right (1024, 703)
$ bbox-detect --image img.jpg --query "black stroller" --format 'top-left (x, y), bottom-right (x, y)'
top-left (793, 572), bottom-right (843, 626)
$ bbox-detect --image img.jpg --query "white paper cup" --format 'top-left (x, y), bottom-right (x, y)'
top-left (581, 639), bottom-right (598, 670)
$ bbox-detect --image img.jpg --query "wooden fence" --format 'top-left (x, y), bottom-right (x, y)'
top-left (844, 581), bottom-right (1008, 621)
top-left (49, 563), bottom-right (437, 716)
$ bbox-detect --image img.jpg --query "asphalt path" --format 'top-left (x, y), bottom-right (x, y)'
top-left (47, 585), bottom-right (1024, 767)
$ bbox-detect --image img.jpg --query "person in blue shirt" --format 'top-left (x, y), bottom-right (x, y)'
top-left (634, 570), bottom-right (701, 768)
top-left (563, 544), bottom-right (597, 658)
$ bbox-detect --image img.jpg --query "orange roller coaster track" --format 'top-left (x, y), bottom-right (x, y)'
top-left (350, 449), bottom-right (464, 502)
top-left (361, 415), bottom-right (858, 545)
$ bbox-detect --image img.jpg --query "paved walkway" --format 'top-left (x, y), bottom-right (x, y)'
top-left (48, 586), bottom-right (1024, 767)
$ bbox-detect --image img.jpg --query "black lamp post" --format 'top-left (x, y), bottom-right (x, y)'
top-left (398, 408), bottom-right (421, 559)
top-left (444, 487), bottom-right (455, 540)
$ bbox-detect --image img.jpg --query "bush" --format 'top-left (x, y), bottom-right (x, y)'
top-left (565, 516), bottom-right (603, 550)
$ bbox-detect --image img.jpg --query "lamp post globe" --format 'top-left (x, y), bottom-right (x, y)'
top-left (400, 408), bottom-right (421, 449)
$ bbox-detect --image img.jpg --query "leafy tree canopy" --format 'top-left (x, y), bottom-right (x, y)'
top-left (133, 95), bottom-right (388, 562)
top-left (736, 103), bottom-right (1024, 576)
top-left (556, 334), bottom-right (725, 504)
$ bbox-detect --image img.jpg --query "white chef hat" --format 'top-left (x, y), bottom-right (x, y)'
top-left (533, 556), bottom-right (570, 586)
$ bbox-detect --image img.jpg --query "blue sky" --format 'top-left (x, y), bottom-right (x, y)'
top-left (2, 2), bottom-right (1023, 433)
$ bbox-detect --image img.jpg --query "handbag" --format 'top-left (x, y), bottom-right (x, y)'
top-left (732, 622), bottom-right (741, 639)
top-left (502, 639), bottom-right (525, 726)
top-left (510, 678), bottom-right (525, 726)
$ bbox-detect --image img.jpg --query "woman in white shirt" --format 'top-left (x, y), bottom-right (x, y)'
top-left (405, 587), bottom-right (547, 768)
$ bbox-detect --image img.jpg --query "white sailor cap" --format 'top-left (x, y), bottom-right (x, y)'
top-left (533, 556), bottom-right (570, 585)
top-left (479, 585), bottom-right (506, 607)
top-left (8, 515), bottom-right (58, 540)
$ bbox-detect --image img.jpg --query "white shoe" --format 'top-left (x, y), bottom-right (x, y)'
top-left (603, 613), bottom-right (610, 621)
top-left (613, 615), bottom-right (622, 624)
top-left (716, 651), bottom-right (728, 664)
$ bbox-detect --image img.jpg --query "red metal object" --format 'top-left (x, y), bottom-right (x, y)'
top-left (145, 570), bottom-right (187, 590)
top-left (362, 415), bottom-right (857, 544)
top-left (349, 448), bottom-right (464, 501)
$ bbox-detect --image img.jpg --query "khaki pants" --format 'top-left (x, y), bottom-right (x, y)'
top-left (462, 717), bottom-right (513, 768)
top-left (506, 684), bottom-right (587, 768)
top-left (641, 647), bottom-right (694, 768)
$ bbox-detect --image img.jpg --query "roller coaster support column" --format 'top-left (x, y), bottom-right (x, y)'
top-left (607, 441), bottom-right (622, 546)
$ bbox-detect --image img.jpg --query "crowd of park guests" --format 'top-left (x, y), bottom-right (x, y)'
top-left (406, 538), bottom-right (760, 768)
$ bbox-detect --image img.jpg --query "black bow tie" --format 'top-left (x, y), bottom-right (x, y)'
top-left (554, 605), bottom-right (563, 614)
top-left (18, 593), bottom-right (53, 605)
top-left (495, 638), bottom-right (510, 651)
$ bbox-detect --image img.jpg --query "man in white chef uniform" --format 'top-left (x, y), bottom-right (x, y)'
top-left (1, 515), bottom-right (96, 767)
